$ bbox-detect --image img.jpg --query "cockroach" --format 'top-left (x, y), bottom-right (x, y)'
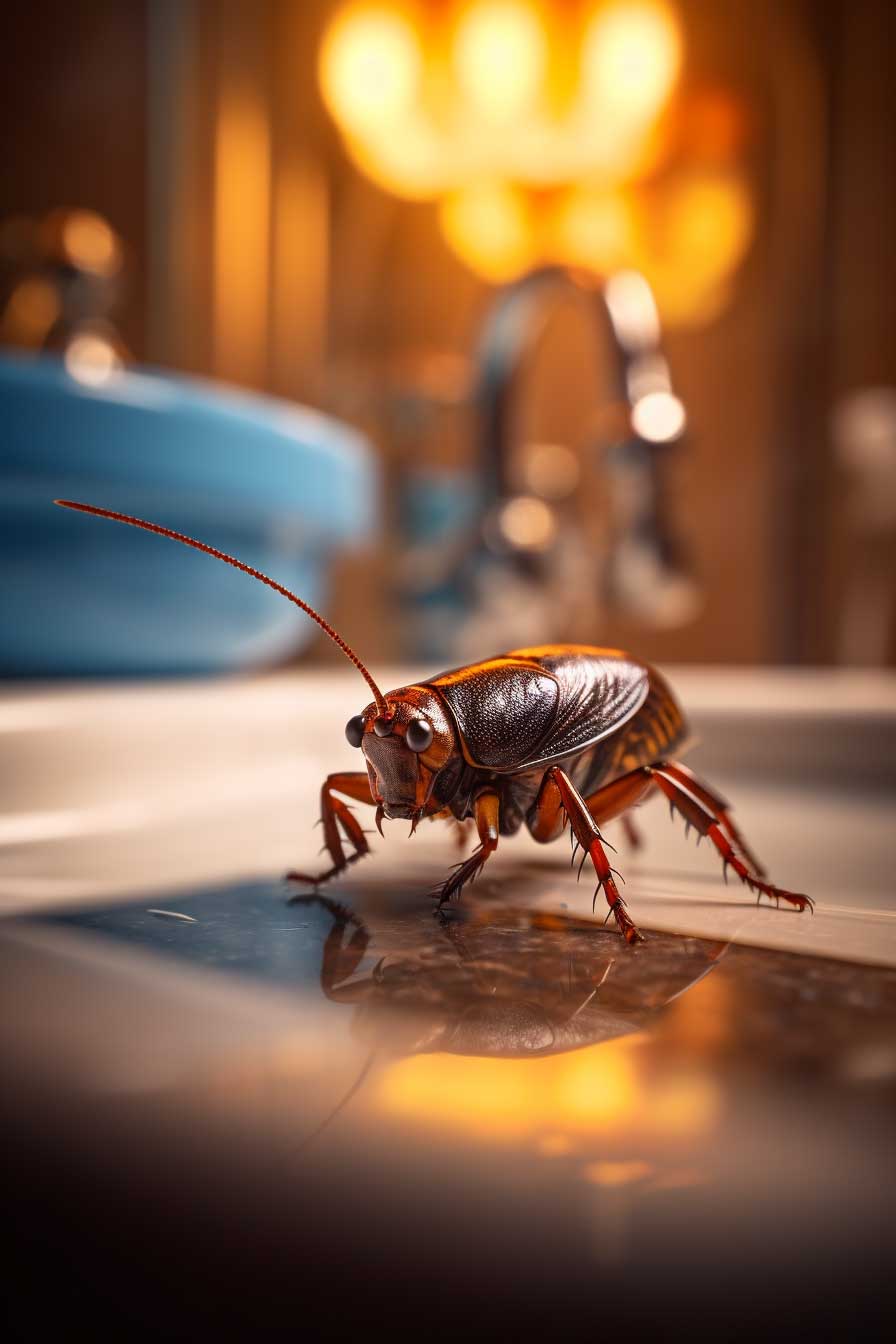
top-left (55, 500), bottom-right (813, 944)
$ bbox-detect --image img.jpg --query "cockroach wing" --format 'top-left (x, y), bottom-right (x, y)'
top-left (501, 645), bottom-right (650, 769)
top-left (429, 659), bottom-right (560, 770)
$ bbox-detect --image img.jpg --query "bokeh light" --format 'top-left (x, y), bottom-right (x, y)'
top-left (0, 277), bottom-right (60, 343)
top-left (60, 210), bottom-right (121, 275)
top-left (349, 117), bottom-right (455, 200)
top-left (549, 187), bottom-right (634, 273)
top-left (317, 1), bottom-right (752, 321)
top-left (496, 494), bottom-right (558, 549)
top-left (453, 1), bottom-right (547, 122)
top-left (580, 0), bottom-right (682, 125)
top-left (319, 3), bottom-right (422, 137)
top-left (64, 331), bottom-right (122, 387)
top-left (439, 180), bottom-right (537, 282)
top-left (631, 389), bottom-right (686, 441)
top-left (523, 442), bottom-right (581, 500)
top-left (603, 269), bottom-right (662, 349)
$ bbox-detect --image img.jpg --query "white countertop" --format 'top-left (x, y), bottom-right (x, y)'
top-left (1, 667), bottom-right (894, 964)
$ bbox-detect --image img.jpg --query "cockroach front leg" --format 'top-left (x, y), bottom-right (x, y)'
top-left (530, 767), bottom-right (644, 945)
top-left (287, 772), bottom-right (376, 892)
top-left (434, 791), bottom-right (500, 910)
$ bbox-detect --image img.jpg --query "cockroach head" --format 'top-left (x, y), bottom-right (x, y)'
top-left (345, 686), bottom-right (457, 821)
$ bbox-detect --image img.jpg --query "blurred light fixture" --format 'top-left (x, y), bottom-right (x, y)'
top-left (318, 4), bottom-right (422, 136)
top-left (319, 1), bottom-right (754, 325)
top-left (453, 1), bottom-right (546, 122)
top-left (579, 0), bottom-right (681, 124)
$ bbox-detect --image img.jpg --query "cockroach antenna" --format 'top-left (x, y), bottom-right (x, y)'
top-left (53, 499), bottom-right (389, 716)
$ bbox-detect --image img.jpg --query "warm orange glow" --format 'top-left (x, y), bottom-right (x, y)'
top-left (318, 2), bottom-right (751, 324)
top-left (663, 171), bottom-right (752, 275)
top-left (439, 180), bottom-right (536, 282)
top-left (318, 0), bottom-right (683, 196)
top-left (378, 1041), bottom-right (639, 1139)
top-left (550, 187), bottom-right (633, 273)
top-left (580, 1), bottom-right (681, 125)
top-left (497, 494), bottom-right (557, 549)
top-left (523, 442), bottom-right (581, 500)
top-left (680, 89), bottom-right (748, 162)
top-left (213, 90), bottom-right (270, 384)
top-left (538, 1133), bottom-right (575, 1157)
top-left (453, 1), bottom-right (546, 122)
top-left (650, 1074), bottom-right (720, 1134)
top-left (639, 170), bottom-right (753, 324)
top-left (61, 210), bottom-right (121, 275)
top-left (319, 3), bottom-right (422, 136)
top-left (1, 277), bottom-right (60, 342)
top-left (583, 1158), bottom-right (653, 1186)
top-left (348, 119), bottom-right (456, 200)
top-left (376, 1036), bottom-right (720, 1148)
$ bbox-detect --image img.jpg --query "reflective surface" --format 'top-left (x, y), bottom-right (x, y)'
top-left (3, 865), bottom-right (895, 1332)
top-left (2, 659), bottom-right (896, 1336)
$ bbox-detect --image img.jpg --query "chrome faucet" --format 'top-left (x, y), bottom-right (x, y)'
top-left (461, 264), bottom-right (700, 652)
top-left (390, 264), bottom-right (700, 661)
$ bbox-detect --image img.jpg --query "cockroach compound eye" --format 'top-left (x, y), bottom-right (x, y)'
top-left (55, 498), bottom-right (814, 944)
top-left (405, 718), bottom-right (433, 753)
top-left (345, 715), bottom-right (365, 748)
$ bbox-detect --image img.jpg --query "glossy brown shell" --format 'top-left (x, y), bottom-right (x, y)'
top-left (427, 644), bottom-right (650, 774)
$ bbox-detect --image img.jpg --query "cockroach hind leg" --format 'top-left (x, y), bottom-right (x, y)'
top-left (607, 895), bottom-right (646, 945)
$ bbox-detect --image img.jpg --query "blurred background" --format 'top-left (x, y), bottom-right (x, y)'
top-left (2, 0), bottom-right (895, 677)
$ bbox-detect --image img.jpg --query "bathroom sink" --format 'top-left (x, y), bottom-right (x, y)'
top-left (0, 352), bottom-right (374, 674)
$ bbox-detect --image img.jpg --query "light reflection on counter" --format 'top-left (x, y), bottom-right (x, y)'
top-left (376, 1034), bottom-right (721, 1145)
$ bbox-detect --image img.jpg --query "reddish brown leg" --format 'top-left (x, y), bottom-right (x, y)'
top-left (658, 760), bottom-right (767, 877)
top-left (287, 772), bottom-right (376, 891)
top-left (530, 767), bottom-right (644, 945)
top-left (649, 764), bottom-right (813, 912)
top-left (434, 791), bottom-right (500, 908)
top-left (621, 812), bottom-right (644, 852)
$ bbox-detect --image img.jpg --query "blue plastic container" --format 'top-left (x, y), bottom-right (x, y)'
top-left (0, 352), bottom-right (375, 676)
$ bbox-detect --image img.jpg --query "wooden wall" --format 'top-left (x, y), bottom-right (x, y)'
top-left (2, 0), bottom-right (894, 665)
